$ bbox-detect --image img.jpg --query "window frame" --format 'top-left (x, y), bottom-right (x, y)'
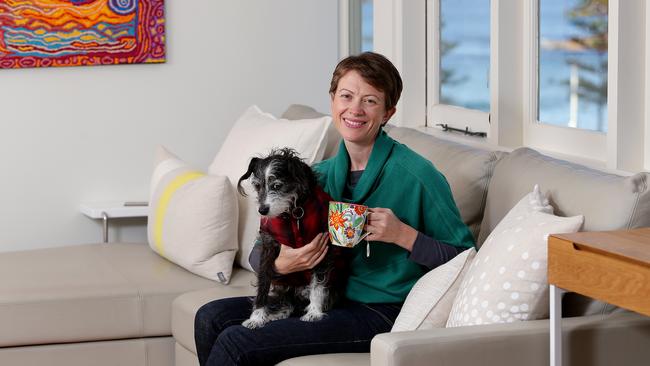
top-left (522, 0), bottom-right (608, 164)
top-left (339, 0), bottom-right (351, 58)
top-left (425, 0), bottom-right (492, 135)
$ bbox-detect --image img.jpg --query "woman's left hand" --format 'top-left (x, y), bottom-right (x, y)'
top-left (365, 207), bottom-right (418, 251)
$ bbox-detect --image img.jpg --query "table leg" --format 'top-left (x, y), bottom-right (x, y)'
top-left (101, 212), bottom-right (109, 243)
top-left (550, 284), bottom-right (565, 366)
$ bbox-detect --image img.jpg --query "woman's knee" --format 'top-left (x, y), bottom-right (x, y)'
top-left (212, 326), bottom-right (252, 365)
top-left (194, 301), bottom-right (216, 333)
top-left (195, 297), bottom-right (252, 334)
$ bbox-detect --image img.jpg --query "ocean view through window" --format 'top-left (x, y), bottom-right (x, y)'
top-left (439, 0), bottom-right (491, 112)
top-left (539, 0), bottom-right (608, 132)
top-left (361, 0), bottom-right (373, 52)
top-left (437, 0), bottom-right (607, 128)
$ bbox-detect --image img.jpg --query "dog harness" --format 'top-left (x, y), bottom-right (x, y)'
top-left (259, 186), bottom-right (347, 287)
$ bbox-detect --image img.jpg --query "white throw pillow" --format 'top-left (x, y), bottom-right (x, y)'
top-left (392, 248), bottom-right (477, 332)
top-left (208, 105), bottom-right (332, 270)
top-left (148, 146), bottom-right (238, 283)
top-left (446, 185), bottom-right (584, 327)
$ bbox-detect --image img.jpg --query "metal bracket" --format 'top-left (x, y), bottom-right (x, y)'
top-left (436, 123), bottom-right (487, 138)
top-left (101, 212), bottom-right (109, 243)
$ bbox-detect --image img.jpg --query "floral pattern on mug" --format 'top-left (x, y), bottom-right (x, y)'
top-left (344, 225), bottom-right (356, 239)
top-left (354, 205), bottom-right (367, 216)
top-left (329, 210), bottom-right (347, 231)
top-left (328, 201), bottom-right (369, 248)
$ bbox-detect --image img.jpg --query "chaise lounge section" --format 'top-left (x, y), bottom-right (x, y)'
top-left (0, 242), bottom-right (255, 366)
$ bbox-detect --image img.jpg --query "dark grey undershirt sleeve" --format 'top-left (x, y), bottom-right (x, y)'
top-left (407, 231), bottom-right (465, 270)
top-left (249, 239), bottom-right (284, 278)
top-left (248, 239), bottom-right (262, 273)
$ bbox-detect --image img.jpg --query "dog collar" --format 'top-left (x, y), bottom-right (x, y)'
top-left (291, 206), bottom-right (304, 220)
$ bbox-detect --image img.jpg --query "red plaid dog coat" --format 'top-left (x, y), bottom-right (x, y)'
top-left (259, 186), bottom-right (347, 287)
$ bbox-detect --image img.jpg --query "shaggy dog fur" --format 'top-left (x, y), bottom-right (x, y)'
top-left (237, 148), bottom-right (347, 329)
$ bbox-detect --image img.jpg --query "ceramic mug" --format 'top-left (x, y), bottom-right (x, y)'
top-left (328, 201), bottom-right (369, 248)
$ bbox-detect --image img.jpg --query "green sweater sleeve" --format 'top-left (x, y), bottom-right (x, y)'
top-left (418, 171), bottom-right (475, 249)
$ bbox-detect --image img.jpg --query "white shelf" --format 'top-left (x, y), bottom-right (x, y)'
top-left (79, 202), bottom-right (149, 219)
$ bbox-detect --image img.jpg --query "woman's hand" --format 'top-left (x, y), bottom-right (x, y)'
top-left (366, 207), bottom-right (418, 251)
top-left (273, 232), bottom-right (329, 275)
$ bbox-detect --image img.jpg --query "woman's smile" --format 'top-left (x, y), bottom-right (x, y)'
top-left (342, 117), bottom-right (367, 129)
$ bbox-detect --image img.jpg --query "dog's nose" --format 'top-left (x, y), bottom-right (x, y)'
top-left (258, 205), bottom-right (270, 215)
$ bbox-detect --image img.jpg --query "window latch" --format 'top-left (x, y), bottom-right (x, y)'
top-left (436, 124), bottom-right (487, 138)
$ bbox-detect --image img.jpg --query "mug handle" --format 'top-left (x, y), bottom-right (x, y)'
top-left (355, 231), bottom-right (370, 245)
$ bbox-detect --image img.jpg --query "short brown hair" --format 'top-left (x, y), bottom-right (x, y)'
top-left (329, 52), bottom-right (403, 111)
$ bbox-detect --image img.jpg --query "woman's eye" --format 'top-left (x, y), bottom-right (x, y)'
top-left (364, 98), bottom-right (377, 105)
top-left (340, 93), bottom-right (351, 99)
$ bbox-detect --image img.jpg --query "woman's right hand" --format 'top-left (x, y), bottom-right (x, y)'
top-left (274, 232), bottom-right (329, 275)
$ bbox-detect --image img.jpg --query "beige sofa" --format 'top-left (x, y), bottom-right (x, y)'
top-left (1, 105), bottom-right (649, 366)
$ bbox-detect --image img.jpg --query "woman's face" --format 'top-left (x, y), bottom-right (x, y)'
top-left (330, 70), bottom-right (396, 147)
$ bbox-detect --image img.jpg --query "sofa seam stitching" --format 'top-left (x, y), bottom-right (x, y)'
top-left (477, 152), bottom-right (502, 244)
top-left (137, 289), bottom-right (145, 338)
top-left (143, 337), bottom-right (149, 366)
top-left (625, 174), bottom-right (647, 230)
top-left (97, 247), bottom-right (147, 337)
top-left (477, 152), bottom-right (499, 242)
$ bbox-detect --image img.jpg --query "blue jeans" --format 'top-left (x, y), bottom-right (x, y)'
top-left (194, 296), bottom-right (402, 366)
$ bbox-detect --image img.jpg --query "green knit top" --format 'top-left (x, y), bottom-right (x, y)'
top-left (314, 130), bottom-right (474, 303)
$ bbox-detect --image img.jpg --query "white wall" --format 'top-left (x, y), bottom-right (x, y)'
top-left (0, 0), bottom-right (338, 251)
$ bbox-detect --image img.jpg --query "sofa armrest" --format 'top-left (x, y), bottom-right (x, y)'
top-left (371, 312), bottom-right (650, 366)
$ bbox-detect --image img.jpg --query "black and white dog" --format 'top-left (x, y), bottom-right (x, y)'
top-left (237, 148), bottom-right (347, 329)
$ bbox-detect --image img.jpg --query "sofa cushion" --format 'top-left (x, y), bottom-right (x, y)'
top-left (386, 127), bottom-right (506, 241)
top-left (0, 337), bottom-right (175, 366)
top-left (277, 353), bottom-right (370, 366)
top-left (392, 248), bottom-right (476, 331)
top-left (0, 243), bottom-right (254, 347)
top-left (281, 104), bottom-right (341, 160)
top-left (446, 186), bottom-right (584, 327)
top-left (148, 146), bottom-right (238, 284)
top-left (479, 147), bottom-right (650, 244)
top-left (172, 286), bottom-right (256, 354)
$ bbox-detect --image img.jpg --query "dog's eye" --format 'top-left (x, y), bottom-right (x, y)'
top-left (252, 182), bottom-right (261, 190)
top-left (271, 183), bottom-right (282, 190)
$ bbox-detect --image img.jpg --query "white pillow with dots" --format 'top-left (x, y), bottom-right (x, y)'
top-left (446, 185), bottom-right (584, 327)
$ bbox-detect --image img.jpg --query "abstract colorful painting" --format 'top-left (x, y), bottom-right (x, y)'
top-left (0, 0), bottom-right (165, 69)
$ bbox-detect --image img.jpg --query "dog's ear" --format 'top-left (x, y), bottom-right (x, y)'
top-left (237, 157), bottom-right (259, 196)
top-left (286, 157), bottom-right (316, 198)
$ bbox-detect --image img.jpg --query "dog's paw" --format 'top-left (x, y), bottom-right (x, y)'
top-left (300, 311), bottom-right (325, 322)
top-left (242, 308), bottom-right (270, 329)
top-left (242, 318), bottom-right (267, 329)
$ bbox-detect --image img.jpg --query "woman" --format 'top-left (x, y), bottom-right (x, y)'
top-left (194, 52), bottom-right (474, 366)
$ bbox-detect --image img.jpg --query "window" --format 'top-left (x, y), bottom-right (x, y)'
top-left (361, 0), bottom-right (373, 52)
top-left (427, 0), bottom-right (491, 135)
top-left (348, 0), bottom-right (373, 55)
top-left (523, 0), bottom-right (609, 163)
top-left (439, 0), bottom-right (491, 112)
top-left (538, 0), bottom-right (608, 132)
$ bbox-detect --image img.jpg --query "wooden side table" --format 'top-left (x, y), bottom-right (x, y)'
top-left (548, 228), bottom-right (650, 366)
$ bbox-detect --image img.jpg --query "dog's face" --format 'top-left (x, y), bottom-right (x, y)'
top-left (237, 149), bottom-right (314, 217)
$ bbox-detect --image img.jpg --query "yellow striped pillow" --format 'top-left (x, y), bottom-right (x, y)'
top-left (148, 146), bottom-right (238, 283)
